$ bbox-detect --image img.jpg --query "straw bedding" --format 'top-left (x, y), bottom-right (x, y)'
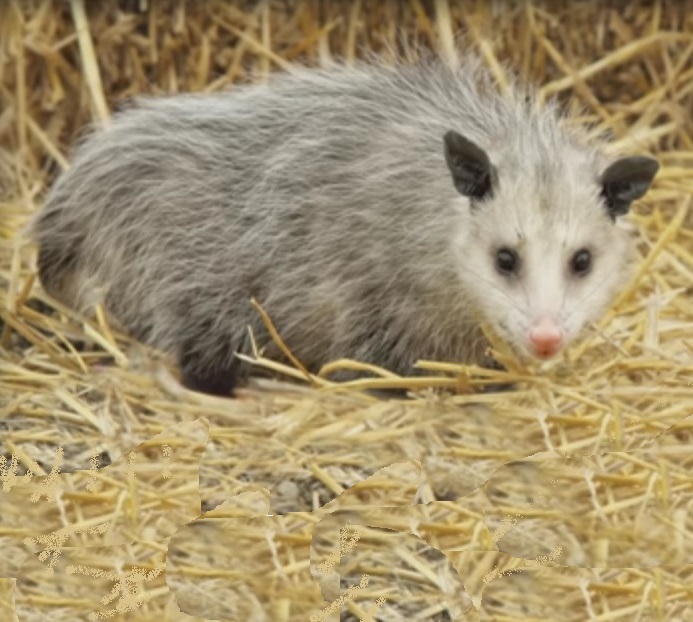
top-left (1, 1), bottom-right (692, 620)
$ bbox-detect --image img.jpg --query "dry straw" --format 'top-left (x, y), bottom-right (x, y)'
top-left (1, 1), bottom-right (692, 620)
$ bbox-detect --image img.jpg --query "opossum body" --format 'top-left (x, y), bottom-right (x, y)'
top-left (31, 56), bottom-right (659, 396)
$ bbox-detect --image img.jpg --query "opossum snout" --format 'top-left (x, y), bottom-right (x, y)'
top-left (528, 316), bottom-right (564, 359)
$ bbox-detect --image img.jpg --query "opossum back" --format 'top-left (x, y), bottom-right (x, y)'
top-left (31, 60), bottom-right (484, 314)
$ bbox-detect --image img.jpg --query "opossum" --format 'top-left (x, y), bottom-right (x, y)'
top-left (29, 55), bottom-right (659, 396)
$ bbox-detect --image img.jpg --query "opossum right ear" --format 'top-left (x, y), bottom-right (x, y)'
top-left (599, 156), bottom-right (659, 219)
top-left (443, 131), bottom-right (495, 200)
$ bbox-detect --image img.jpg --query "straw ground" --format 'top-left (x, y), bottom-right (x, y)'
top-left (1, 1), bottom-right (692, 620)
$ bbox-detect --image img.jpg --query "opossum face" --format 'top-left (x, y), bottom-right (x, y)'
top-left (443, 130), bottom-right (659, 361)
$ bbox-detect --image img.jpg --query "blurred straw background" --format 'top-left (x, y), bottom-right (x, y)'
top-left (1, 1), bottom-right (692, 620)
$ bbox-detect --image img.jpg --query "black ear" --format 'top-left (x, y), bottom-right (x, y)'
top-left (599, 156), bottom-right (659, 219)
top-left (443, 130), bottom-right (496, 201)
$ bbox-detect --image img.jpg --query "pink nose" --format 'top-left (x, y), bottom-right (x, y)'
top-left (528, 319), bottom-right (564, 359)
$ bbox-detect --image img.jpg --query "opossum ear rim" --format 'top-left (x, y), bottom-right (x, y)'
top-left (443, 131), bottom-right (496, 201)
top-left (599, 155), bottom-right (659, 219)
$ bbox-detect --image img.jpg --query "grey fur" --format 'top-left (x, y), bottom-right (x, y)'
top-left (29, 55), bottom-right (658, 395)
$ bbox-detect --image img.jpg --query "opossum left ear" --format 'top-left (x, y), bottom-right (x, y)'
top-left (599, 156), bottom-right (659, 219)
top-left (443, 131), bottom-right (496, 201)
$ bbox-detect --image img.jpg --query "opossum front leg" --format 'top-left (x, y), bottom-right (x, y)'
top-left (177, 327), bottom-right (250, 397)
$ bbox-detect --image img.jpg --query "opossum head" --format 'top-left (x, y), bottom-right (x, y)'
top-left (443, 129), bottom-right (659, 361)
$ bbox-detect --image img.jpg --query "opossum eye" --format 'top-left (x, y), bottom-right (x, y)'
top-left (571, 249), bottom-right (592, 275)
top-left (495, 248), bottom-right (519, 275)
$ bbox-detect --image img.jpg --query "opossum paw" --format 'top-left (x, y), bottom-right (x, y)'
top-left (178, 324), bottom-right (251, 397)
top-left (179, 348), bottom-right (248, 397)
top-left (180, 364), bottom-right (239, 397)
top-left (480, 356), bottom-right (506, 372)
top-left (480, 356), bottom-right (515, 393)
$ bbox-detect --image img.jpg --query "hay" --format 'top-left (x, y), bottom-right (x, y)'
top-left (1, 0), bottom-right (692, 620)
